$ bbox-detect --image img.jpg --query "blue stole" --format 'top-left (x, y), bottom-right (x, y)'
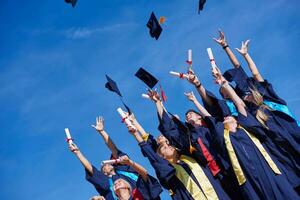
top-left (226, 100), bottom-right (238, 116)
top-left (263, 100), bottom-right (300, 127)
top-left (108, 170), bottom-right (139, 200)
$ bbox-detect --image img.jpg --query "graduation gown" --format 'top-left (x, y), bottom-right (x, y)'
top-left (85, 149), bottom-right (162, 200)
top-left (157, 111), bottom-right (230, 200)
top-left (224, 66), bottom-right (300, 188)
top-left (204, 113), bottom-right (299, 200)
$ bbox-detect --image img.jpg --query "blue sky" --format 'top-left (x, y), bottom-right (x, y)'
top-left (0, 0), bottom-right (299, 199)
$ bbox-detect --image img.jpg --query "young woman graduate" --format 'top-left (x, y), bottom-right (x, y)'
top-left (186, 66), bottom-right (299, 200)
top-left (124, 107), bottom-right (230, 200)
top-left (68, 116), bottom-right (162, 200)
top-left (219, 40), bottom-right (300, 192)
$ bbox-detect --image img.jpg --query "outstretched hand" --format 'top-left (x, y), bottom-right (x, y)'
top-left (119, 155), bottom-right (131, 165)
top-left (211, 66), bottom-right (226, 86)
top-left (147, 89), bottom-right (161, 103)
top-left (213, 29), bottom-right (227, 47)
top-left (69, 142), bottom-right (79, 154)
top-left (184, 91), bottom-right (197, 102)
top-left (186, 70), bottom-right (201, 86)
top-left (91, 116), bottom-right (104, 132)
top-left (235, 40), bottom-right (250, 56)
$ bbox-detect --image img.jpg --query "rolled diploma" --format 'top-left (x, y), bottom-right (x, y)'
top-left (169, 71), bottom-right (188, 78)
top-left (142, 94), bottom-right (150, 99)
top-left (207, 48), bottom-right (217, 68)
top-left (65, 128), bottom-right (73, 144)
top-left (102, 158), bottom-right (121, 165)
top-left (117, 108), bottom-right (135, 129)
top-left (188, 49), bottom-right (192, 63)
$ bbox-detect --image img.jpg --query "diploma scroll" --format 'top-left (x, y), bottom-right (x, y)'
top-left (169, 71), bottom-right (188, 79)
top-left (101, 158), bottom-right (121, 165)
top-left (64, 128), bottom-right (73, 144)
top-left (117, 108), bottom-right (136, 131)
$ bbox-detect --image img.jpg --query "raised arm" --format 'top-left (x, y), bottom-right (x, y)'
top-left (213, 67), bottom-right (247, 116)
top-left (128, 113), bottom-right (149, 141)
top-left (118, 155), bottom-right (148, 182)
top-left (185, 69), bottom-right (214, 106)
top-left (147, 90), bottom-right (165, 119)
top-left (91, 116), bottom-right (119, 158)
top-left (69, 142), bottom-right (93, 174)
top-left (235, 40), bottom-right (264, 82)
top-left (184, 91), bottom-right (211, 117)
top-left (213, 30), bottom-right (240, 68)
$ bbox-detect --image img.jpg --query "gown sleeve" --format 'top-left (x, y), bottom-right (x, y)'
top-left (158, 110), bottom-right (190, 151)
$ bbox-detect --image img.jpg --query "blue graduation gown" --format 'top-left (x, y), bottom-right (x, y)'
top-left (223, 66), bottom-right (300, 188)
top-left (157, 111), bottom-right (231, 200)
top-left (85, 148), bottom-right (162, 200)
top-left (204, 114), bottom-right (299, 200)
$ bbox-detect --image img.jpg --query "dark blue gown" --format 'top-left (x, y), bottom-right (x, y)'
top-left (204, 113), bottom-right (299, 200)
top-left (157, 110), bottom-right (231, 200)
top-left (85, 149), bottom-right (162, 200)
top-left (224, 66), bottom-right (300, 189)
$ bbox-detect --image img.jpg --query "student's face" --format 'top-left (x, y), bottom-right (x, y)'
top-left (185, 111), bottom-right (202, 125)
top-left (101, 164), bottom-right (115, 176)
top-left (113, 178), bottom-right (131, 195)
top-left (223, 116), bottom-right (237, 129)
top-left (156, 134), bottom-right (169, 146)
top-left (157, 143), bottom-right (176, 160)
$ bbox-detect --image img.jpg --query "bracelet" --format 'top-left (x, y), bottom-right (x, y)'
top-left (222, 45), bottom-right (229, 49)
top-left (196, 83), bottom-right (202, 88)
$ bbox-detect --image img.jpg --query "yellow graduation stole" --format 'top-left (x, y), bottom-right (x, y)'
top-left (224, 126), bottom-right (281, 185)
top-left (171, 155), bottom-right (219, 200)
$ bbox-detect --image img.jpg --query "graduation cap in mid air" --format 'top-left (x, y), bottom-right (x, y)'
top-left (135, 67), bottom-right (167, 102)
top-left (135, 67), bottom-right (158, 89)
top-left (198, 0), bottom-right (207, 13)
top-left (65, 0), bottom-right (77, 8)
top-left (105, 75), bottom-right (131, 114)
top-left (147, 12), bottom-right (163, 40)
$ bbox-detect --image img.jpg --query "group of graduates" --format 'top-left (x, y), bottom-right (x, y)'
top-left (68, 30), bottom-right (300, 200)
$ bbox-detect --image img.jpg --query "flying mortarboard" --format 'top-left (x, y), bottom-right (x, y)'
top-left (105, 75), bottom-right (131, 114)
top-left (65, 0), bottom-right (77, 8)
top-left (105, 75), bottom-right (122, 97)
top-left (135, 67), bottom-right (158, 89)
top-left (147, 12), bottom-right (163, 40)
top-left (198, 0), bottom-right (207, 13)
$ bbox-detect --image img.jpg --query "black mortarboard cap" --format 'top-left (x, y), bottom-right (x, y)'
top-left (65, 0), bottom-right (77, 8)
top-left (198, 0), bottom-right (206, 13)
top-left (135, 67), bottom-right (158, 89)
top-left (105, 75), bottom-right (122, 97)
top-left (147, 12), bottom-right (162, 40)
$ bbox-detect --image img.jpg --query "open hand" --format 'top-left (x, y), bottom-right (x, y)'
top-left (91, 116), bottom-right (104, 132)
top-left (213, 29), bottom-right (227, 47)
top-left (184, 91), bottom-right (197, 102)
top-left (235, 40), bottom-right (250, 56)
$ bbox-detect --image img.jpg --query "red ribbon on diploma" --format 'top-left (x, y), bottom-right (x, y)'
top-left (179, 73), bottom-right (185, 79)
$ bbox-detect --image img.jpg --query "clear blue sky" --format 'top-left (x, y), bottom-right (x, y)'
top-left (0, 0), bottom-right (299, 199)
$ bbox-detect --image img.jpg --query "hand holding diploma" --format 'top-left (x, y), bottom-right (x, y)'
top-left (117, 108), bottom-right (136, 131)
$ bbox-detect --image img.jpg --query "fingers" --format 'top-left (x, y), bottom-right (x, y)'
top-left (245, 39), bottom-right (250, 46)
